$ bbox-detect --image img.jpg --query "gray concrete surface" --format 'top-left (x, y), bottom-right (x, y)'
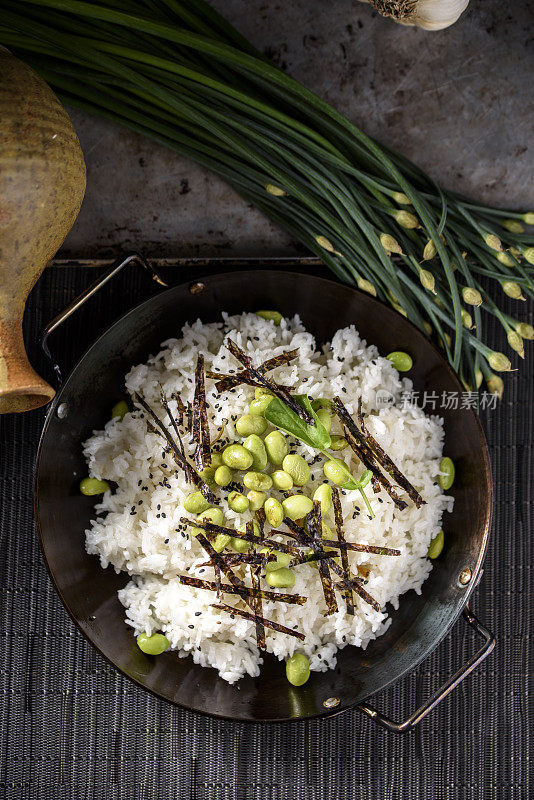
top-left (60, 0), bottom-right (534, 259)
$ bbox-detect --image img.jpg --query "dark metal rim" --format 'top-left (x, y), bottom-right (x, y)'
top-left (33, 268), bottom-right (494, 723)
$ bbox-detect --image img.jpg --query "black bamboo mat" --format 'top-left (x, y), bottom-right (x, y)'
top-left (0, 262), bottom-right (531, 799)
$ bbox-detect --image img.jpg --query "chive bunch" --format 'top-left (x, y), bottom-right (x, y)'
top-left (2, 0), bottom-right (533, 394)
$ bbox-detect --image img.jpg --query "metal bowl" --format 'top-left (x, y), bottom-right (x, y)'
top-left (34, 260), bottom-right (494, 727)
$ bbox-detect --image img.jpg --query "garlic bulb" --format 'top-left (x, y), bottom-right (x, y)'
top-left (357, 0), bottom-right (469, 30)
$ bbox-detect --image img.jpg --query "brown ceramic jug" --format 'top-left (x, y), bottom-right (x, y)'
top-left (0, 49), bottom-right (86, 414)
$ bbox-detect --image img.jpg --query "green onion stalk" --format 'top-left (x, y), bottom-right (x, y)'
top-left (2, 0), bottom-right (533, 395)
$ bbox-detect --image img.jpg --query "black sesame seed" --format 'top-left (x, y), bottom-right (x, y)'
top-left (194, 611), bottom-right (201, 616)
top-left (188, 624), bottom-right (194, 629)
top-left (164, 538), bottom-right (169, 544)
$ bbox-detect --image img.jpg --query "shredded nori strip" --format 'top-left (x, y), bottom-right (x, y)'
top-left (160, 389), bottom-right (186, 461)
top-left (257, 538), bottom-right (302, 556)
top-left (135, 394), bottom-right (214, 501)
top-left (197, 553), bottom-right (277, 568)
top-left (248, 519), bottom-right (266, 650)
top-left (279, 518), bottom-right (310, 543)
top-left (180, 518), bottom-right (262, 546)
top-left (332, 488), bottom-right (355, 615)
top-left (343, 427), bottom-right (408, 508)
top-left (212, 603), bottom-right (305, 641)
top-left (315, 539), bottom-right (401, 556)
top-left (356, 398), bottom-right (425, 508)
top-left (287, 514), bottom-right (383, 613)
top-left (178, 575), bottom-right (306, 604)
top-left (333, 397), bottom-right (408, 510)
top-left (334, 578), bottom-right (382, 613)
top-left (303, 506), bottom-right (338, 615)
top-left (171, 392), bottom-right (186, 427)
top-left (214, 563), bottom-right (222, 599)
top-left (190, 354), bottom-right (211, 470)
top-left (195, 534), bottom-right (247, 590)
top-left (223, 339), bottom-right (314, 424)
top-left (289, 550), bottom-right (339, 566)
top-left (206, 348), bottom-right (299, 392)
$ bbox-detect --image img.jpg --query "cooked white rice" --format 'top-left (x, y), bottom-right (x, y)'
top-left (83, 312), bottom-right (452, 684)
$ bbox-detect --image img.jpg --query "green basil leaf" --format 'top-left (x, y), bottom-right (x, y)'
top-left (265, 395), bottom-right (331, 450)
top-left (342, 477), bottom-right (359, 491)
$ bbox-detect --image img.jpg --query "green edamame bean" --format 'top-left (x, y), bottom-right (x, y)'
top-left (191, 507), bottom-right (224, 537)
top-left (197, 507), bottom-right (224, 525)
top-left (230, 536), bottom-right (249, 553)
top-left (255, 310), bottom-right (283, 326)
top-left (209, 452), bottom-right (224, 469)
top-left (264, 497), bottom-right (284, 528)
top-left (243, 471), bottom-right (273, 492)
top-left (386, 350), bottom-right (413, 372)
top-left (137, 632), bottom-right (169, 655)
top-left (282, 454), bottom-right (311, 487)
top-left (323, 458), bottom-right (351, 486)
top-left (259, 547), bottom-right (291, 572)
top-left (212, 533), bottom-right (231, 553)
top-left (264, 430), bottom-right (288, 466)
top-left (111, 400), bottom-right (129, 420)
top-left (214, 465), bottom-right (233, 487)
top-left (316, 407), bottom-right (332, 434)
top-left (183, 490), bottom-right (210, 514)
top-left (285, 653), bottom-right (310, 686)
top-left (222, 444), bottom-right (254, 471)
top-left (266, 552), bottom-right (291, 572)
top-left (249, 396), bottom-right (273, 416)
top-left (235, 414), bottom-right (268, 437)
top-left (255, 387), bottom-right (273, 399)
top-left (438, 457), bottom-right (455, 490)
top-left (80, 477), bottom-right (110, 496)
top-left (282, 494), bottom-right (314, 521)
top-left (242, 434), bottom-right (268, 471)
top-left (198, 466), bottom-right (217, 488)
top-left (266, 567), bottom-right (295, 588)
top-left (247, 490), bottom-right (267, 511)
top-left (313, 483), bottom-right (333, 515)
top-left (329, 435), bottom-right (348, 451)
top-left (427, 529), bottom-right (445, 559)
top-left (271, 470), bottom-right (294, 491)
top-left (311, 398), bottom-right (333, 411)
top-left (238, 521), bottom-right (260, 537)
top-left (227, 491), bottom-right (249, 513)
top-left (321, 521), bottom-right (335, 540)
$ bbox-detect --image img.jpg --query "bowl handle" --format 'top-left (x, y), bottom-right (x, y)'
top-left (38, 253), bottom-right (167, 385)
top-left (358, 604), bottom-right (495, 733)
